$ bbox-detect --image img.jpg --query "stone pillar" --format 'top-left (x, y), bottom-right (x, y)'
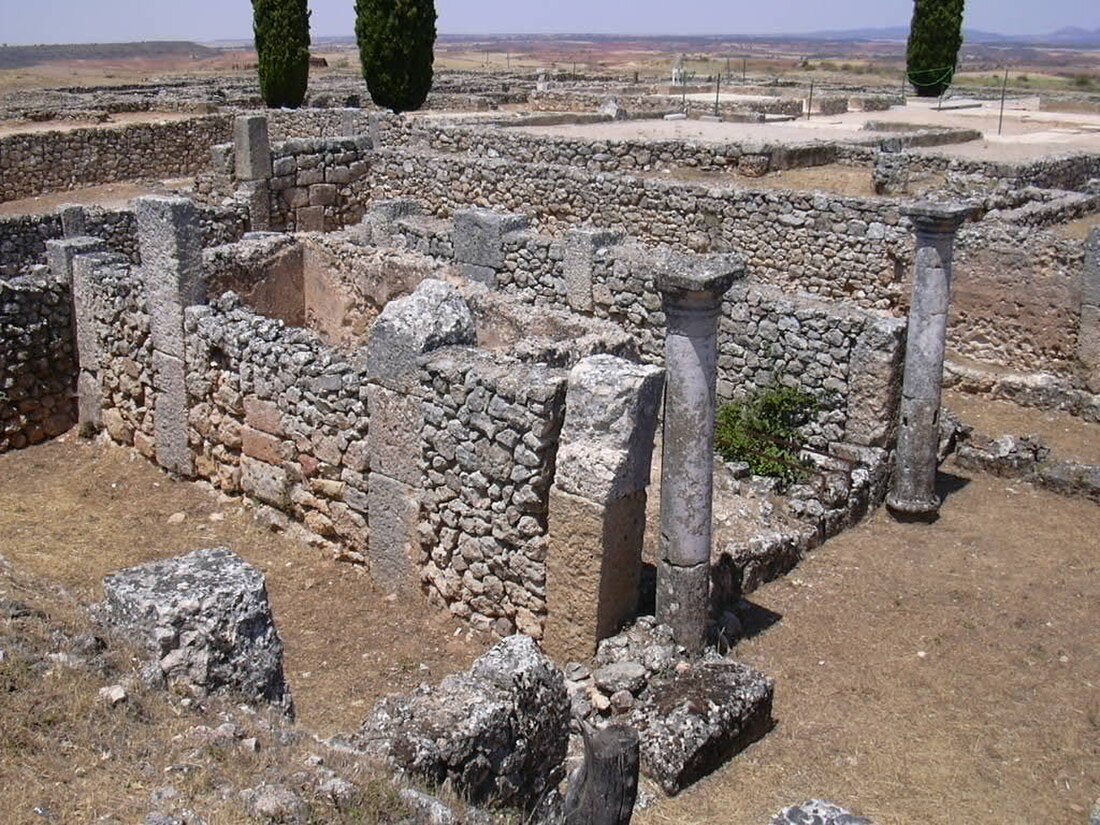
top-left (654, 253), bottom-right (743, 653)
top-left (233, 115), bottom-right (272, 182)
top-left (1079, 228), bottom-right (1100, 394)
top-left (564, 227), bottom-right (622, 314)
top-left (57, 204), bottom-right (87, 238)
top-left (54, 243), bottom-right (120, 435)
top-left (362, 279), bottom-right (477, 591)
top-left (887, 202), bottom-right (972, 520)
top-left (545, 355), bottom-right (664, 661)
top-left (361, 198), bottom-right (422, 246)
top-left (137, 196), bottom-right (205, 478)
top-left (453, 208), bottom-right (529, 288)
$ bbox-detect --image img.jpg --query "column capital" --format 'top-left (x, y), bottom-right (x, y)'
top-left (903, 201), bottom-right (974, 238)
top-left (654, 252), bottom-right (745, 303)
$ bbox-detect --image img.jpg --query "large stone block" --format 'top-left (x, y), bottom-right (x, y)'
top-left (137, 196), bottom-right (205, 360)
top-left (99, 547), bottom-right (292, 714)
top-left (241, 455), bottom-right (290, 510)
top-left (564, 227), bottom-right (622, 313)
top-left (363, 198), bottom-right (421, 246)
top-left (238, 179), bottom-right (271, 232)
top-left (366, 472), bottom-right (420, 591)
top-left (77, 369), bottom-right (103, 435)
top-left (296, 205), bottom-right (326, 233)
top-left (453, 208), bottom-right (529, 269)
top-left (846, 315), bottom-right (906, 448)
top-left (366, 384), bottom-right (423, 487)
top-left (353, 635), bottom-right (568, 811)
top-left (630, 661), bottom-right (773, 795)
top-left (234, 115), bottom-right (272, 181)
top-left (46, 235), bottom-right (104, 287)
top-left (545, 487), bottom-right (647, 661)
top-left (554, 354), bottom-right (664, 503)
top-left (70, 250), bottom-right (123, 372)
top-left (152, 350), bottom-right (194, 477)
top-left (362, 279), bottom-right (476, 393)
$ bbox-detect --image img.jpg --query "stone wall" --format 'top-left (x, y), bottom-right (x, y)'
top-left (0, 271), bottom-right (77, 452)
top-left (419, 348), bottom-right (567, 637)
top-left (528, 89), bottom-right (805, 118)
top-left (0, 116), bottom-right (234, 202)
top-left (0, 204), bottom-right (248, 279)
top-left (267, 136), bottom-right (374, 232)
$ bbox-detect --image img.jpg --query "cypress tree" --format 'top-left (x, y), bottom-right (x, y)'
top-left (355, 0), bottom-right (437, 114)
top-left (907, 0), bottom-right (966, 97)
top-left (252, 0), bottom-right (311, 109)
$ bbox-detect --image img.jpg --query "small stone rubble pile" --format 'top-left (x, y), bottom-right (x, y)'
top-left (562, 617), bottom-right (775, 796)
top-left (772, 800), bottom-right (875, 825)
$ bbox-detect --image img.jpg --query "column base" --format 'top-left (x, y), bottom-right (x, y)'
top-left (656, 559), bottom-right (709, 655)
top-left (885, 491), bottom-right (941, 522)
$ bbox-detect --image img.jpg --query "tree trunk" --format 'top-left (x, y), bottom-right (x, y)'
top-left (563, 723), bottom-right (640, 825)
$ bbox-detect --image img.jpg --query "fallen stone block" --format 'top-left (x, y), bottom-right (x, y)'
top-left (350, 635), bottom-right (568, 811)
top-left (99, 547), bottom-right (293, 715)
top-left (772, 800), bottom-right (875, 825)
top-left (629, 660), bottom-right (773, 795)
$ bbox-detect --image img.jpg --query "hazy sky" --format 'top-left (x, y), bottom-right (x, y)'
top-left (0, 0), bottom-right (1095, 45)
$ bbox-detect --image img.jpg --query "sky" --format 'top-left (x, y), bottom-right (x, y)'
top-left (0, 0), bottom-right (1095, 46)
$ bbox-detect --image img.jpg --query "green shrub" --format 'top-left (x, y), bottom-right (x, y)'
top-left (252, 0), bottom-right (311, 109)
top-left (715, 384), bottom-right (818, 486)
top-left (355, 0), bottom-right (437, 114)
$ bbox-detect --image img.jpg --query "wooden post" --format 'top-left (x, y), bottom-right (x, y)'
top-left (807, 80), bottom-right (814, 120)
top-left (564, 723), bottom-right (640, 825)
top-left (714, 74), bottom-right (721, 117)
top-left (998, 68), bottom-right (1009, 135)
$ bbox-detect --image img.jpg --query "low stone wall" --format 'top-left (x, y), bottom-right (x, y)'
top-left (0, 116), bottom-right (234, 202)
top-left (0, 204), bottom-right (248, 279)
top-left (0, 271), bottom-right (76, 452)
top-left (363, 203), bottom-right (906, 450)
top-left (528, 89), bottom-right (804, 118)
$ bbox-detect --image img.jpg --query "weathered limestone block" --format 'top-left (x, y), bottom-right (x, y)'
top-left (453, 208), bottom-right (529, 270)
top-left (296, 205), bottom-right (325, 233)
top-left (362, 198), bottom-right (422, 246)
top-left (234, 115), bottom-right (272, 182)
top-left (238, 179), bottom-right (271, 233)
top-left (366, 472), bottom-right (420, 591)
top-left (564, 227), bottom-right (623, 313)
top-left (353, 635), bottom-right (568, 811)
top-left (366, 383), bottom-right (423, 487)
top-left (241, 455), bottom-right (290, 509)
top-left (545, 488), bottom-right (648, 661)
top-left (137, 196), bottom-right (205, 361)
top-left (363, 279), bottom-right (476, 393)
top-left (629, 661), bottom-right (773, 795)
top-left (99, 547), bottom-right (292, 714)
top-left (553, 354), bottom-right (664, 503)
top-left (845, 315), bottom-right (907, 448)
top-left (46, 235), bottom-right (105, 287)
top-left (772, 801), bottom-right (875, 825)
top-left (58, 204), bottom-right (87, 238)
top-left (69, 250), bottom-right (124, 434)
top-left (152, 350), bottom-right (193, 477)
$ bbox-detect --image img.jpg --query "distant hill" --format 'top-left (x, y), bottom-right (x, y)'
top-left (796, 25), bottom-right (1100, 47)
top-left (0, 42), bottom-right (220, 70)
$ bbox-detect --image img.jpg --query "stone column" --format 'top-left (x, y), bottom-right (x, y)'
top-left (887, 202), bottom-right (972, 520)
top-left (654, 252), bottom-right (743, 653)
top-left (545, 355), bottom-right (664, 661)
top-left (1079, 228), bottom-right (1100, 394)
top-left (137, 196), bottom-right (205, 478)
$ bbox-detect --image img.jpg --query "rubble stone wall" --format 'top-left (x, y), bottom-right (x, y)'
top-left (0, 272), bottom-right (77, 452)
top-left (268, 136), bottom-right (374, 232)
top-left (0, 116), bottom-right (234, 202)
top-left (419, 348), bottom-right (568, 638)
top-left (0, 205), bottom-right (247, 279)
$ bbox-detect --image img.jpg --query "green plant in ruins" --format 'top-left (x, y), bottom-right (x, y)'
top-left (906, 0), bottom-right (966, 97)
top-left (355, 0), bottom-right (437, 114)
top-left (715, 384), bottom-right (818, 487)
top-left (252, 0), bottom-right (311, 108)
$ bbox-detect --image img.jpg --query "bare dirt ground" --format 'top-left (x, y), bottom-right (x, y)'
top-left (945, 389), bottom-right (1100, 466)
top-left (641, 462), bottom-right (1100, 825)
top-left (1, 424), bottom-right (1097, 823)
top-left (0, 111), bottom-right (199, 138)
top-left (0, 433), bottom-right (488, 738)
top-left (0, 178), bottom-right (195, 217)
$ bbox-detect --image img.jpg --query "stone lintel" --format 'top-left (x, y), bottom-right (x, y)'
top-left (902, 201), bottom-right (974, 237)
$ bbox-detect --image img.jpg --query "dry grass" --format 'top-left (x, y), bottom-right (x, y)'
top-left (0, 555), bottom-right (414, 824)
